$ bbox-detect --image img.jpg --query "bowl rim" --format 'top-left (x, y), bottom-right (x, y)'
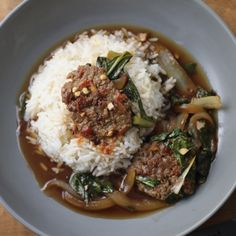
top-left (0, 0), bottom-right (235, 235)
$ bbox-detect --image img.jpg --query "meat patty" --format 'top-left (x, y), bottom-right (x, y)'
top-left (132, 141), bottom-right (182, 200)
top-left (61, 64), bottom-right (132, 144)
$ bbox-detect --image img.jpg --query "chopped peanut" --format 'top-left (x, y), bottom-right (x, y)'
top-left (72, 87), bottom-right (77, 93)
top-left (196, 121), bottom-right (205, 130)
top-left (107, 102), bottom-right (114, 110)
top-left (179, 148), bottom-right (189, 155)
top-left (138, 33), bottom-right (147, 42)
top-left (82, 87), bottom-right (90, 94)
top-left (107, 130), bottom-right (113, 137)
top-left (100, 74), bottom-right (107, 80)
top-left (80, 112), bottom-right (85, 117)
top-left (74, 91), bottom-right (81, 97)
top-left (90, 85), bottom-right (97, 93)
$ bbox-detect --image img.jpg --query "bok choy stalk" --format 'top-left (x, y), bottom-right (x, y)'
top-left (156, 44), bottom-right (196, 97)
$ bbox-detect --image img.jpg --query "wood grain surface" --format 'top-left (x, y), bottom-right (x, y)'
top-left (0, 0), bottom-right (235, 235)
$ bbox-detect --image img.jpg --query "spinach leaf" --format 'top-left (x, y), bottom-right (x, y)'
top-left (124, 77), bottom-right (155, 127)
top-left (182, 63), bottom-right (197, 76)
top-left (69, 172), bottom-right (113, 203)
top-left (97, 51), bottom-right (132, 82)
top-left (136, 176), bottom-right (159, 188)
top-left (168, 128), bottom-right (185, 139)
top-left (169, 131), bottom-right (192, 166)
top-left (124, 78), bottom-right (147, 116)
top-left (100, 179), bottom-right (114, 193)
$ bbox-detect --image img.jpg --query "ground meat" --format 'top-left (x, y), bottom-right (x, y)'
top-left (132, 142), bottom-right (182, 200)
top-left (61, 64), bottom-right (132, 144)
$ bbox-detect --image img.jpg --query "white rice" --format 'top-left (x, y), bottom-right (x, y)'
top-left (24, 29), bottom-right (175, 176)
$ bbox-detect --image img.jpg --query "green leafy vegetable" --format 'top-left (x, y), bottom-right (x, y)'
top-left (165, 192), bottom-right (183, 204)
top-left (97, 51), bottom-right (133, 80)
top-left (100, 179), bottom-right (114, 193)
top-left (182, 63), bottom-right (197, 76)
top-left (196, 87), bottom-right (216, 98)
top-left (150, 132), bottom-right (169, 142)
top-left (107, 51), bottom-right (132, 80)
top-left (136, 176), bottom-right (159, 188)
top-left (69, 172), bottom-right (113, 204)
top-left (170, 93), bottom-right (190, 106)
top-left (96, 57), bottom-right (109, 70)
top-left (169, 131), bottom-right (192, 166)
top-left (196, 148), bottom-right (212, 184)
top-left (168, 128), bottom-right (185, 139)
top-left (124, 77), bottom-right (155, 127)
top-left (195, 121), bottom-right (216, 184)
top-left (151, 129), bottom-right (193, 166)
top-left (96, 51), bottom-right (154, 127)
top-left (133, 115), bottom-right (155, 128)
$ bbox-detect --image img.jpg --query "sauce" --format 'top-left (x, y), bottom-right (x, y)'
top-left (17, 25), bottom-right (216, 219)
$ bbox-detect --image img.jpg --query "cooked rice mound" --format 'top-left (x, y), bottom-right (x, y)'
top-left (24, 29), bottom-right (175, 176)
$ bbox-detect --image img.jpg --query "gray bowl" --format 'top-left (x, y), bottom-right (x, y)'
top-left (0, 0), bottom-right (235, 235)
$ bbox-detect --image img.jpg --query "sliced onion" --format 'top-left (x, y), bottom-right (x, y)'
top-left (41, 179), bottom-right (81, 199)
top-left (188, 112), bottom-right (214, 146)
top-left (119, 168), bottom-right (136, 194)
top-left (109, 191), bottom-right (168, 212)
top-left (175, 113), bottom-right (189, 130)
top-left (175, 104), bottom-right (205, 114)
top-left (189, 112), bottom-right (214, 127)
top-left (112, 74), bottom-right (129, 89)
top-left (191, 96), bottom-right (222, 109)
top-left (63, 192), bottom-right (115, 211)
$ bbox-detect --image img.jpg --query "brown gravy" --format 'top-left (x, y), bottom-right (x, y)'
top-left (17, 25), bottom-right (214, 219)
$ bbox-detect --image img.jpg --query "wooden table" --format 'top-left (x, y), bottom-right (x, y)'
top-left (0, 0), bottom-right (235, 235)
